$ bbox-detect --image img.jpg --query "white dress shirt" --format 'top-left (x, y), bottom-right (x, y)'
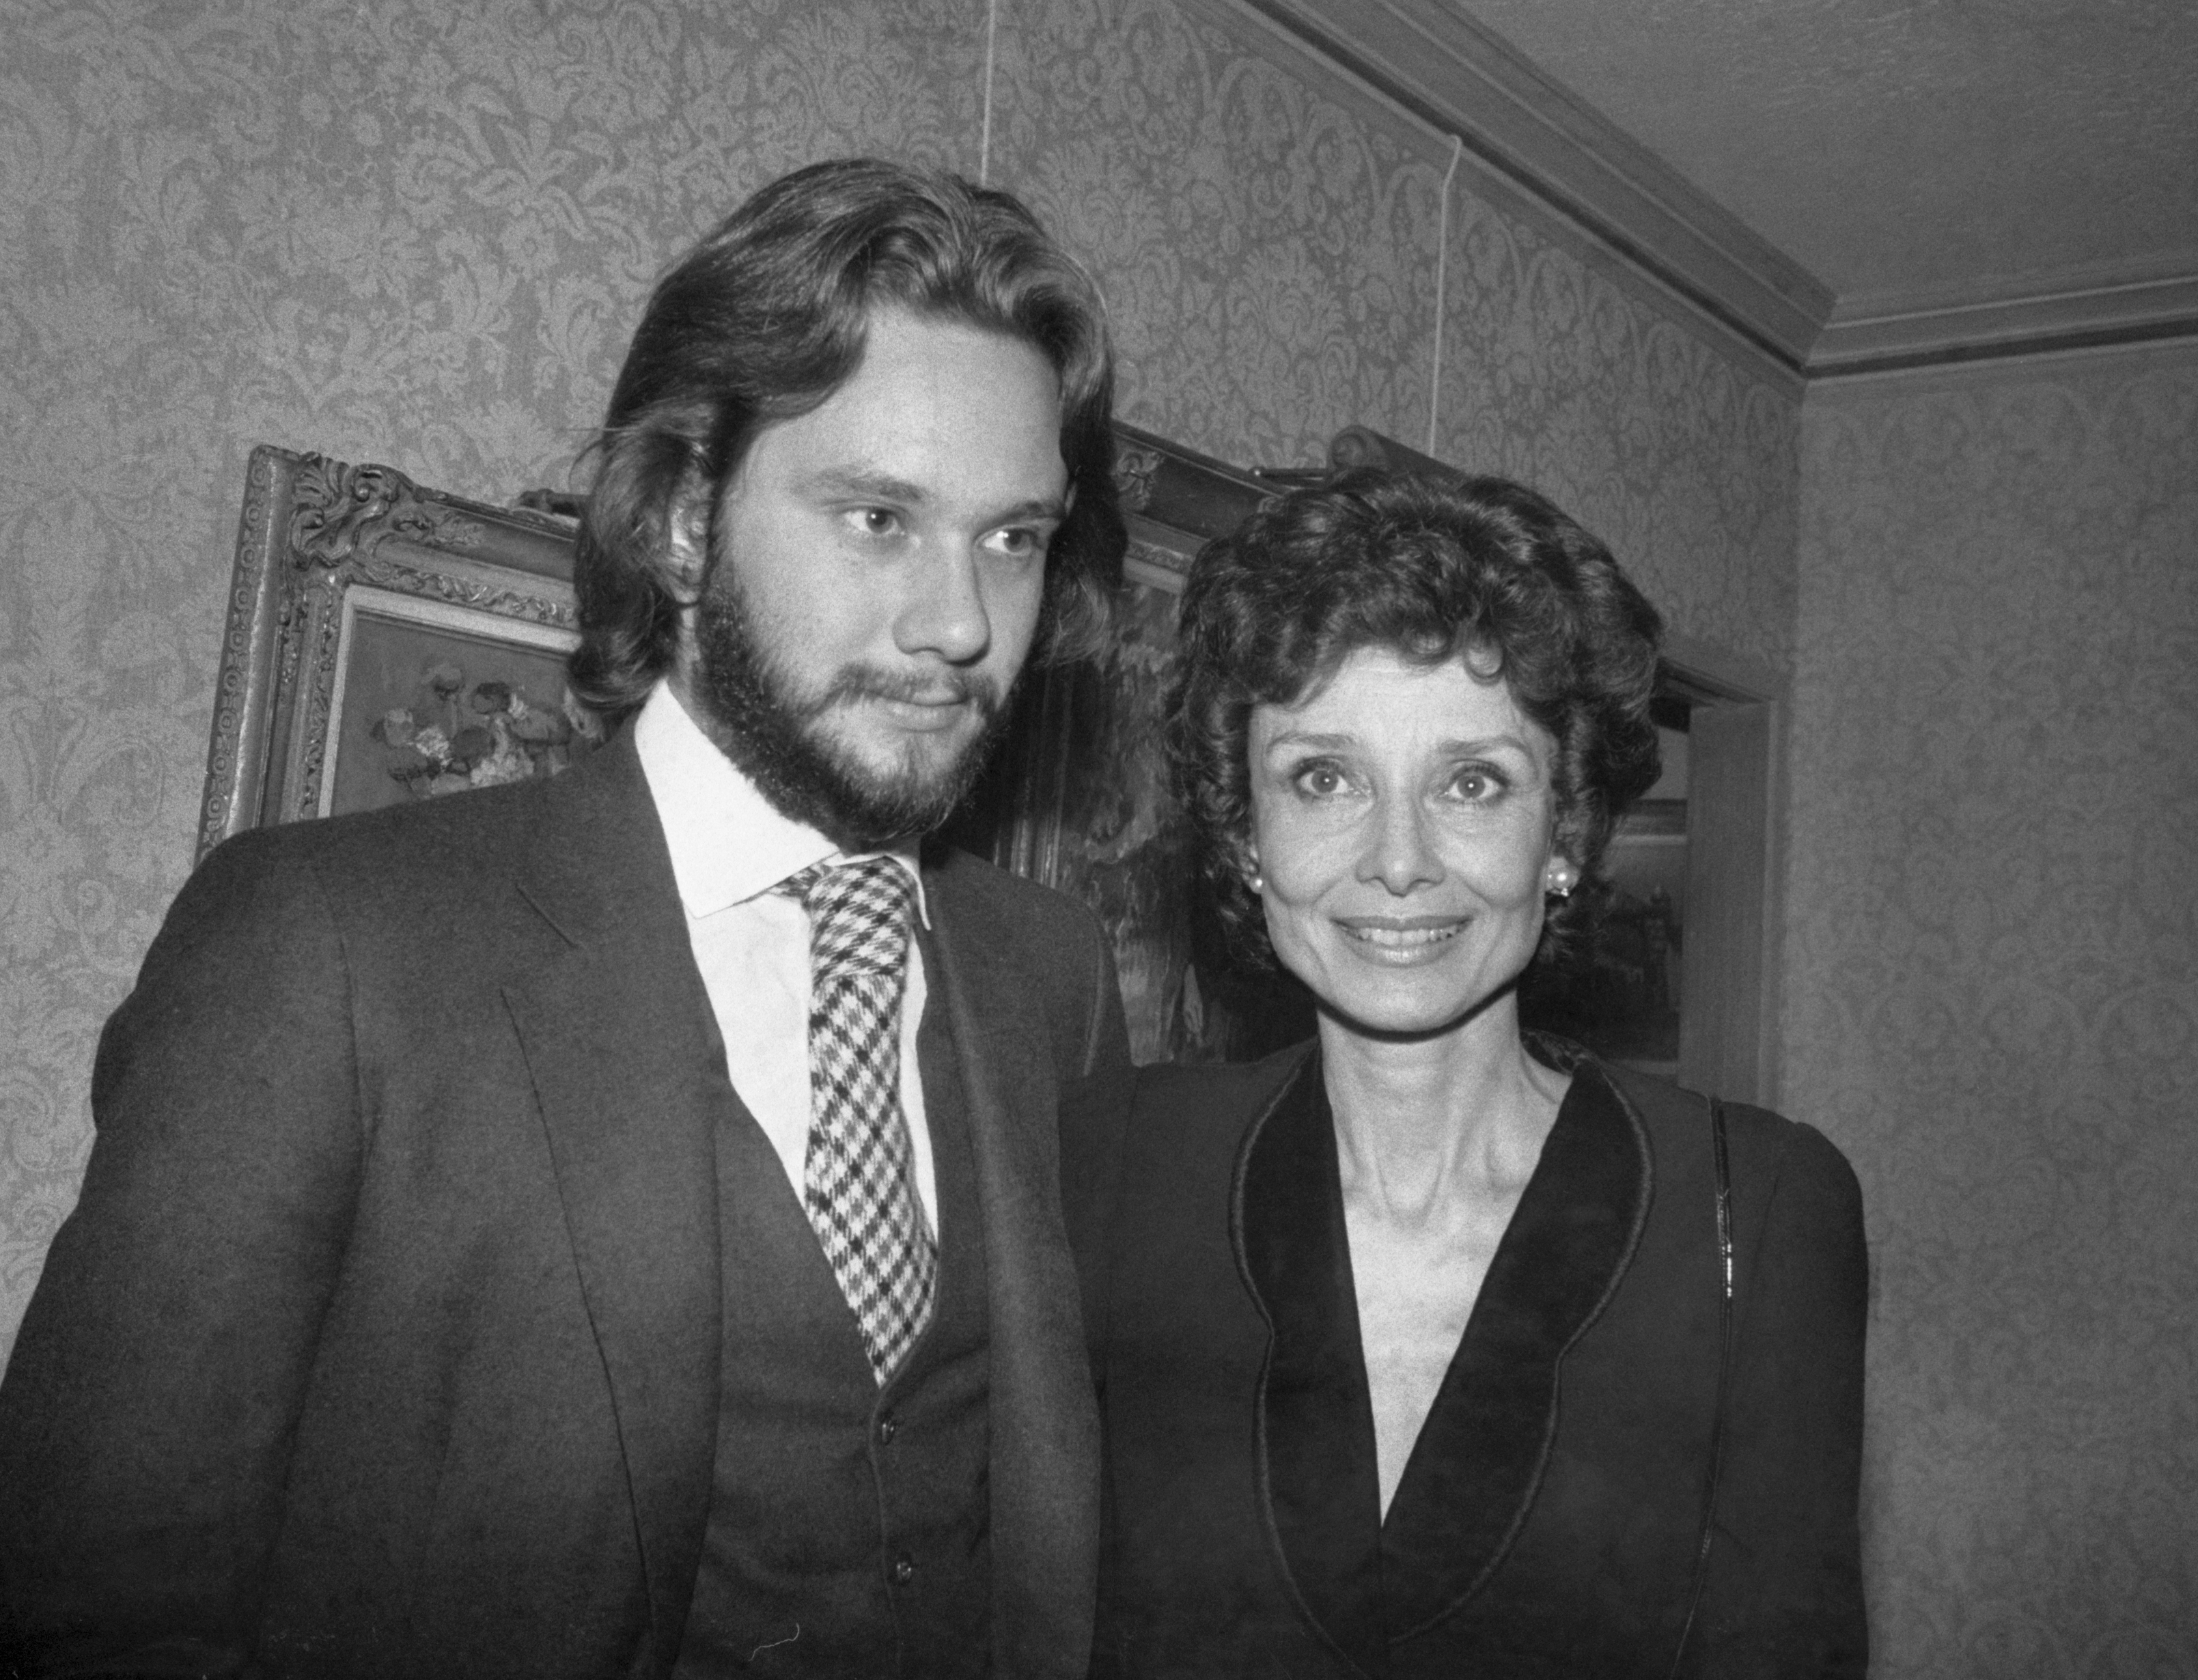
top-left (633, 682), bottom-right (937, 1232)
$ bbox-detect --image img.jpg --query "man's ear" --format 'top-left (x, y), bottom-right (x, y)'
top-left (660, 483), bottom-right (712, 607)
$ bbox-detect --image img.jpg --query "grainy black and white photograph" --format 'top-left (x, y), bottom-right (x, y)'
top-left (1, 3), bottom-right (2191, 1676)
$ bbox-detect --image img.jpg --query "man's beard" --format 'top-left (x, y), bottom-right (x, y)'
top-left (688, 574), bottom-right (1018, 848)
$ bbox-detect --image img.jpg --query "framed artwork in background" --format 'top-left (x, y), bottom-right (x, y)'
top-left (198, 447), bottom-right (598, 858)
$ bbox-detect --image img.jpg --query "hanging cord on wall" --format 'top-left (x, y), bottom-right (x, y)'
top-left (979, 0), bottom-right (1001, 185)
top-left (1425, 132), bottom-right (1464, 457)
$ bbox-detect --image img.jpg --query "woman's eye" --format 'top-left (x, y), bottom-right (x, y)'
top-left (1448, 766), bottom-right (1506, 801)
top-left (1292, 763), bottom-right (1348, 798)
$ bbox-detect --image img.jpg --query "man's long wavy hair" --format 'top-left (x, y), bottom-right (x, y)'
top-left (568, 158), bottom-right (1123, 722)
top-left (1167, 468), bottom-right (1665, 973)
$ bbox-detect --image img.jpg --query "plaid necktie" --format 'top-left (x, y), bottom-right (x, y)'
top-left (788, 856), bottom-right (937, 1385)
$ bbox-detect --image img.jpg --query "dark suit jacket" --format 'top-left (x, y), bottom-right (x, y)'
top-left (1066, 1039), bottom-right (1867, 1678)
top-left (0, 730), bottom-right (1130, 1679)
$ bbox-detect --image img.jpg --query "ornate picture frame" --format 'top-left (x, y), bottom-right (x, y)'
top-left (198, 447), bottom-right (596, 860)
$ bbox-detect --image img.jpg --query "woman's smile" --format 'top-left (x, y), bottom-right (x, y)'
top-left (1334, 914), bottom-right (1473, 961)
top-left (1247, 647), bottom-right (1570, 1038)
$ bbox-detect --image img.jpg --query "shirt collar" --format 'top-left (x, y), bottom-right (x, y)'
top-left (633, 682), bottom-right (930, 926)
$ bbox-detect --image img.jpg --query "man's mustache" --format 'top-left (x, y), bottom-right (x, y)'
top-left (811, 667), bottom-right (1003, 718)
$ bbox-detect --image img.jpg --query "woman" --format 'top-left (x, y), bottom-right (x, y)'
top-left (1067, 471), bottom-right (1866, 1677)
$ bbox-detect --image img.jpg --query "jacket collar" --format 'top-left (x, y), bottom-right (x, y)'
top-left (501, 728), bottom-right (729, 1669)
top-left (1233, 1039), bottom-right (1652, 1665)
top-left (921, 846), bottom-right (1104, 1677)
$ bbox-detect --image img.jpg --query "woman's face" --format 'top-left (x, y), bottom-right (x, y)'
top-left (1246, 645), bottom-right (1572, 1039)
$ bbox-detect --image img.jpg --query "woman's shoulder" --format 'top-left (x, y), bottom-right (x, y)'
top-left (1596, 1055), bottom-right (1850, 1171)
top-left (1059, 1041), bottom-right (1316, 1245)
top-left (1066, 1042), bottom-right (1318, 1324)
top-left (1592, 1056), bottom-right (1865, 1262)
top-left (1103, 1041), bottom-right (1320, 1199)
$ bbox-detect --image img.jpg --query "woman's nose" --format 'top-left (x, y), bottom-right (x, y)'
top-left (1359, 794), bottom-right (1444, 895)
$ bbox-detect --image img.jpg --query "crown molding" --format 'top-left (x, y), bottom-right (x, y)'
top-left (1229, 0), bottom-right (2198, 379)
top-left (1807, 265), bottom-right (2198, 377)
top-left (1233, 0), bottom-right (1833, 374)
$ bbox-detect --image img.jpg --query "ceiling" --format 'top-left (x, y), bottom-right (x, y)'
top-left (1445, 0), bottom-right (2198, 322)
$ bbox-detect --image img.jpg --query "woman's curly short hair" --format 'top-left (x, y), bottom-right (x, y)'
top-left (1166, 468), bottom-right (1665, 970)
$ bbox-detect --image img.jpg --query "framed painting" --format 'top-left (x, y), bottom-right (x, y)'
top-left (197, 447), bottom-right (602, 860)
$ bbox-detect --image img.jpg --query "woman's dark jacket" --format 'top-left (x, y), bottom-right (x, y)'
top-left (1062, 1037), bottom-right (1867, 1678)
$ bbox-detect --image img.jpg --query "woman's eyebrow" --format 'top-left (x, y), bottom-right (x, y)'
top-left (1434, 733), bottom-right (1535, 757)
top-left (1261, 730), bottom-right (1534, 755)
top-left (1260, 729), bottom-right (1357, 753)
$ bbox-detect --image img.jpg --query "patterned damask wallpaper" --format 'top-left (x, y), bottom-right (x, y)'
top-left (991, 0), bottom-right (1802, 669)
top-left (11, 1), bottom-right (2188, 1670)
top-left (1787, 344), bottom-right (2198, 1673)
top-left (0, 0), bottom-right (1798, 1358)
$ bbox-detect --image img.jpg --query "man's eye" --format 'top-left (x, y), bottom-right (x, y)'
top-left (983, 526), bottom-right (1050, 561)
top-left (846, 507), bottom-right (904, 538)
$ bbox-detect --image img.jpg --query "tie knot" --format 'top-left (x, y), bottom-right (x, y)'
top-left (789, 857), bottom-right (915, 980)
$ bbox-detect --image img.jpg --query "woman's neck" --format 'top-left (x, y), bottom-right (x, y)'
top-left (1316, 1000), bottom-right (1568, 1220)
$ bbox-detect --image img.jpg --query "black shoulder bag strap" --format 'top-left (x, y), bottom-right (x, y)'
top-left (1669, 1093), bottom-right (1736, 1676)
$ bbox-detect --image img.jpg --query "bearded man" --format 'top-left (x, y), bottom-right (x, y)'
top-left (0, 159), bottom-right (1132, 1680)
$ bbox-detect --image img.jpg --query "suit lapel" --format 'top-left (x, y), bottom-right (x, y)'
top-left (499, 731), bottom-right (725, 1668)
top-left (1238, 1044), bottom-right (1653, 1655)
top-left (921, 861), bottom-right (1100, 1680)
top-left (1376, 1057), bottom-right (1650, 1633)
top-left (1235, 1052), bottom-right (1388, 1679)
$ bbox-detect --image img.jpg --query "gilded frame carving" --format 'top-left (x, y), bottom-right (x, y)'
top-left (197, 445), bottom-right (589, 859)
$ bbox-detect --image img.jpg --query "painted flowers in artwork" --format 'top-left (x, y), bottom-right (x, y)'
top-left (370, 662), bottom-right (604, 799)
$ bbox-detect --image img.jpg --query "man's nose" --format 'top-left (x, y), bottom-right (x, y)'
top-left (893, 546), bottom-right (992, 665)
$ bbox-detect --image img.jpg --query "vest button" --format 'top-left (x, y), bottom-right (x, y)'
top-left (892, 1554), bottom-right (915, 1585)
top-left (878, 1415), bottom-right (898, 1444)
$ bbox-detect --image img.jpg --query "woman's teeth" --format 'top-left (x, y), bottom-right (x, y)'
top-left (1345, 923), bottom-right (1462, 948)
